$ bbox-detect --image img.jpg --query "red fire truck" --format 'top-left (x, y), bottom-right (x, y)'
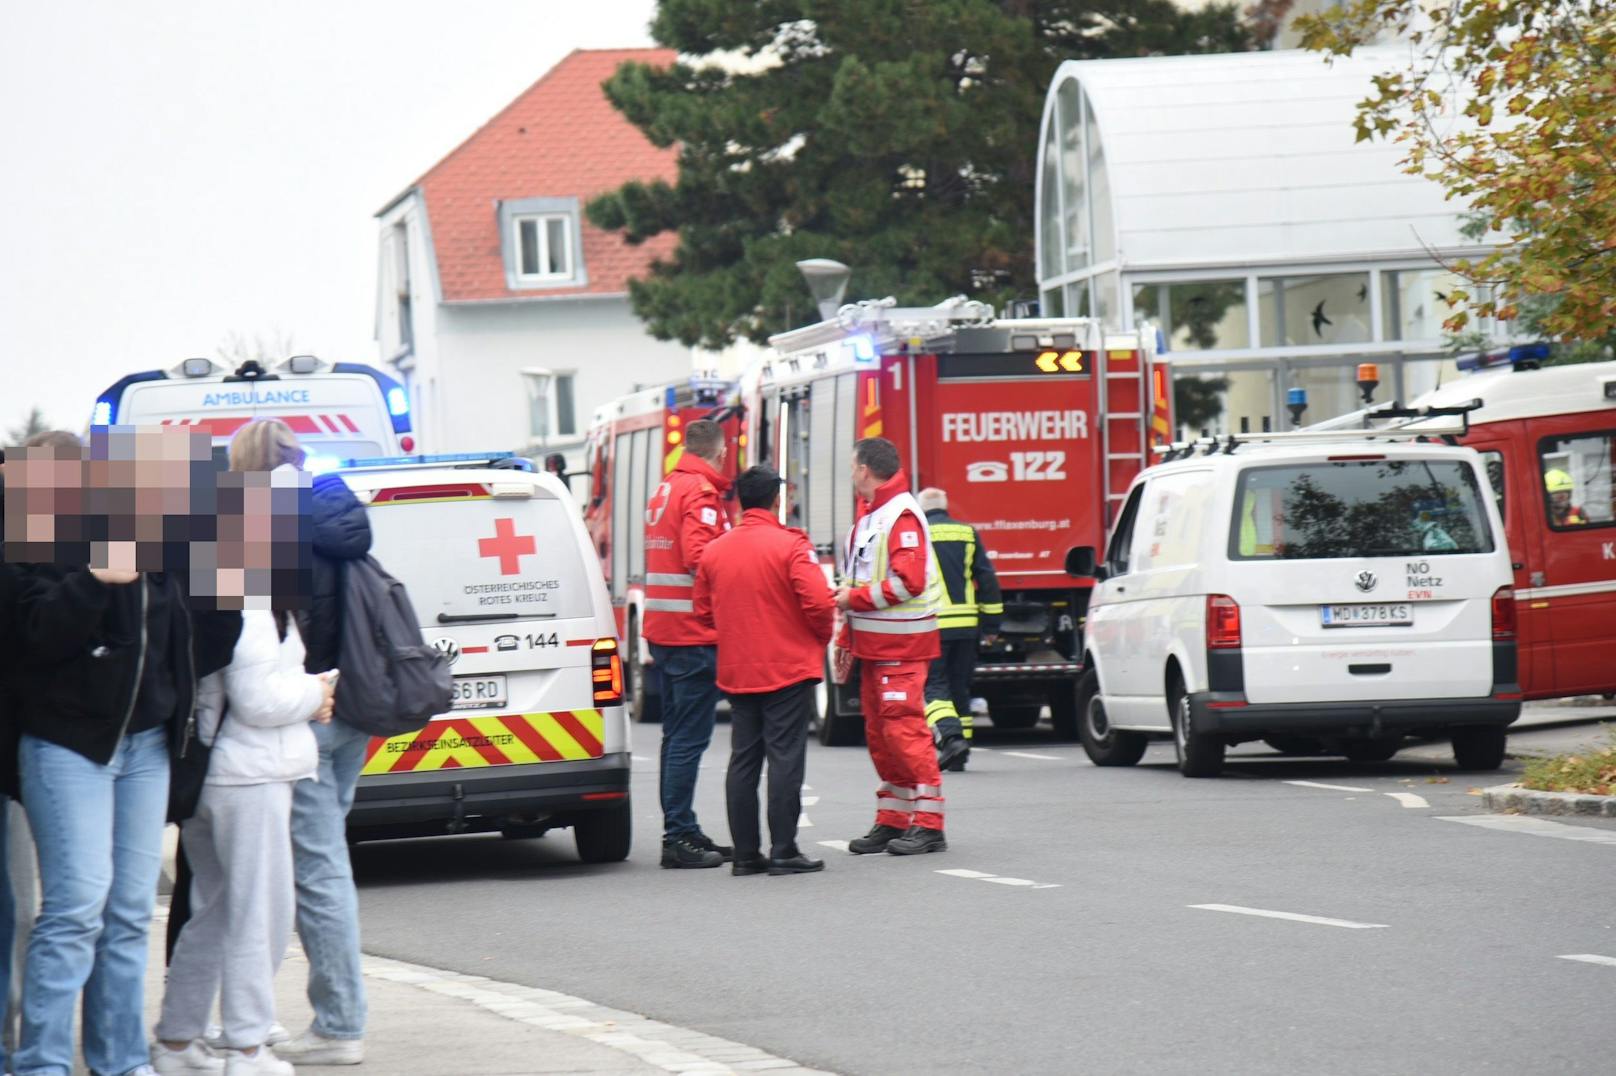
top-left (580, 377), bottom-right (743, 722)
top-left (744, 297), bottom-right (1174, 744)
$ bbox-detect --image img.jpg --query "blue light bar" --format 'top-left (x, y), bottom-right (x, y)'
top-left (1286, 387), bottom-right (1307, 406)
top-left (337, 451), bottom-right (520, 469)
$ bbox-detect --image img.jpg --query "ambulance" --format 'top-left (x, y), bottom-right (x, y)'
top-left (580, 377), bottom-right (743, 722)
top-left (748, 296), bottom-right (1173, 745)
top-left (91, 355), bottom-right (414, 466)
top-left (336, 452), bottom-right (632, 859)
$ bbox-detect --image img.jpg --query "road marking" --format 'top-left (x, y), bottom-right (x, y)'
top-left (1285, 780), bottom-right (1374, 793)
top-left (817, 840), bottom-right (850, 853)
top-left (1003, 751), bottom-right (1062, 761)
top-left (1189, 904), bottom-right (1389, 929)
top-left (970, 746), bottom-right (993, 752)
top-left (1385, 792), bottom-right (1429, 809)
top-left (798, 814), bottom-right (814, 828)
top-left (937, 868), bottom-right (1061, 889)
top-left (631, 755), bottom-right (653, 763)
top-left (1559, 954), bottom-right (1616, 968)
top-left (801, 796), bottom-right (820, 806)
top-left (1436, 816), bottom-right (1616, 845)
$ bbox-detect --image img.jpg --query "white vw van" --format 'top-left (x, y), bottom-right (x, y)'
top-left (335, 453), bottom-right (632, 861)
top-left (1072, 439), bottom-right (1521, 777)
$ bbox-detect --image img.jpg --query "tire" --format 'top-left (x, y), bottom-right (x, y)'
top-left (991, 704), bottom-right (1042, 730)
top-left (574, 799), bottom-right (632, 863)
top-left (1049, 681), bottom-right (1082, 741)
top-left (817, 658), bottom-right (864, 747)
top-left (627, 617), bottom-right (661, 724)
top-left (1076, 669), bottom-right (1147, 767)
top-left (1342, 738), bottom-right (1401, 763)
top-left (1451, 725), bottom-right (1507, 770)
top-left (1171, 690), bottom-right (1224, 778)
top-left (1264, 736), bottom-right (1327, 756)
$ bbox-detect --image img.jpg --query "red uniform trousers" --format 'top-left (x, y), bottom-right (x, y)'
top-left (860, 660), bottom-right (944, 831)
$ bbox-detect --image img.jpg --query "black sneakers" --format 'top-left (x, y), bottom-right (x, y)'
top-left (691, 832), bottom-right (735, 862)
top-left (937, 736), bottom-right (970, 772)
top-left (848, 824), bottom-right (906, 855)
top-left (661, 837), bottom-right (724, 869)
top-left (886, 826), bottom-right (947, 855)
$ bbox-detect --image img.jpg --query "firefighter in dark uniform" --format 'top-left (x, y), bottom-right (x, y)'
top-left (918, 488), bottom-right (1001, 772)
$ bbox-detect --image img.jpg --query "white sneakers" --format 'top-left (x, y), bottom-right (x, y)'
top-left (216, 1048), bottom-right (294, 1075)
top-left (151, 1040), bottom-right (224, 1075)
top-left (272, 1026), bottom-right (366, 1065)
top-left (205, 1023), bottom-right (290, 1050)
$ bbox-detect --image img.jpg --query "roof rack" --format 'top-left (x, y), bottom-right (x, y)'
top-left (331, 452), bottom-right (535, 473)
top-left (1155, 400), bottom-right (1483, 461)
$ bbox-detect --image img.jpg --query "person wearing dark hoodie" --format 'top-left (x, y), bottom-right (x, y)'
top-left (221, 420), bottom-right (373, 1067)
top-left (8, 428), bottom-right (239, 1076)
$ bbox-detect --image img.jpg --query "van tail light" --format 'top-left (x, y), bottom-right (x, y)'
top-left (1206, 594), bottom-right (1242, 650)
top-left (1491, 587), bottom-right (1517, 640)
top-left (592, 638), bottom-right (625, 705)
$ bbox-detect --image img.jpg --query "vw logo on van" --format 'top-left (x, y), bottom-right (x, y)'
top-left (432, 637), bottom-right (461, 666)
top-left (1353, 570), bottom-right (1378, 593)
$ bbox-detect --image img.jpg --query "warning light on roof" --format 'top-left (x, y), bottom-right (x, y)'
top-left (92, 400), bottom-right (113, 427)
top-left (667, 430), bottom-right (683, 445)
top-left (850, 335), bottom-right (877, 365)
top-left (387, 387), bottom-right (410, 417)
top-left (1286, 387), bottom-right (1308, 428)
top-left (1356, 363), bottom-right (1380, 405)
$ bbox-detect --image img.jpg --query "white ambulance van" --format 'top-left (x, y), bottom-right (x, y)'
top-left (92, 356), bottom-right (414, 465)
top-left (335, 453), bottom-right (631, 861)
top-left (1071, 424), bottom-right (1520, 777)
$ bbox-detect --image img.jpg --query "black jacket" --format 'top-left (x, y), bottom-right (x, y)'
top-left (924, 508), bottom-right (1003, 640)
top-left (302, 473), bottom-right (371, 673)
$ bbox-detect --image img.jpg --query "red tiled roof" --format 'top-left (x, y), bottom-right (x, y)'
top-left (409, 48), bottom-right (679, 303)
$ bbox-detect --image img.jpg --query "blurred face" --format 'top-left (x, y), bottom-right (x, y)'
top-left (1551, 489), bottom-right (1572, 514)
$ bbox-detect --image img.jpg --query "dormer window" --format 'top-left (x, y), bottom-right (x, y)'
top-left (499, 197), bottom-right (588, 290)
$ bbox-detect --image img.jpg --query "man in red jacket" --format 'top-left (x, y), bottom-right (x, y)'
top-left (643, 419), bottom-right (733, 869)
top-left (833, 437), bottom-right (947, 856)
top-left (694, 466), bottom-right (835, 876)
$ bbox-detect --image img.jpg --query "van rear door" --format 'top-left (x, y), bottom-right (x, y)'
top-left (1225, 455), bottom-right (1505, 704)
top-left (353, 476), bottom-right (612, 777)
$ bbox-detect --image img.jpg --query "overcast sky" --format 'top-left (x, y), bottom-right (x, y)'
top-left (0, 0), bottom-right (659, 436)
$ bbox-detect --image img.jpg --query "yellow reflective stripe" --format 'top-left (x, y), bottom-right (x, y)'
top-left (929, 524), bottom-right (974, 541)
top-left (978, 602), bottom-right (1004, 615)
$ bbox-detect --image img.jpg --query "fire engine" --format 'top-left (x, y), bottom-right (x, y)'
top-left (746, 296), bottom-right (1174, 745)
top-left (580, 376), bottom-right (743, 722)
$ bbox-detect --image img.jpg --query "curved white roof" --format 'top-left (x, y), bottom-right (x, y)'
top-left (1410, 360), bottom-right (1616, 426)
top-left (1044, 48), bottom-right (1476, 273)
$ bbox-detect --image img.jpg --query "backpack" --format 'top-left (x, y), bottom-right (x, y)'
top-left (333, 554), bottom-right (451, 737)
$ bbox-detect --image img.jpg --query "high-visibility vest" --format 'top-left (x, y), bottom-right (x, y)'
top-left (927, 520), bottom-right (1003, 633)
top-left (843, 491), bottom-right (943, 649)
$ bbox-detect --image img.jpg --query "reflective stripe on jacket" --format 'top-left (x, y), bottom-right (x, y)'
top-left (842, 471), bottom-right (941, 662)
top-left (924, 509), bottom-right (1002, 638)
top-left (643, 453), bottom-right (731, 646)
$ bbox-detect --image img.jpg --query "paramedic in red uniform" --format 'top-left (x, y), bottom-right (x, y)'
top-left (643, 419), bottom-right (734, 869)
top-left (834, 438), bottom-right (948, 856)
top-left (693, 466), bottom-right (836, 876)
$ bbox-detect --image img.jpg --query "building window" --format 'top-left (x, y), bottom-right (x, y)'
top-left (514, 215), bottom-right (572, 281)
top-left (522, 369), bottom-right (578, 443)
top-left (1381, 267), bottom-right (1469, 341)
top-left (392, 222), bottom-right (413, 352)
top-left (1259, 274), bottom-right (1373, 347)
top-left (1132, 280), bottom-right (1251, 351)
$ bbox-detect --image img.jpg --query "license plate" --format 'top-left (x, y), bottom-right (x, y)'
top-left (450, 674), bottom-right (507, 710)
top-left (1321, 603), bottom-right (1412, 627)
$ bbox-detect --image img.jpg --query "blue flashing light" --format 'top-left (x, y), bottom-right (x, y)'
top-left (1286, 387), bottom-right (1307, 407)
top-left (387, 386), bottom-right (409, 417)
top-left (1507, 342), bottom-right (1551, 366)
top-left (850, 334), bottom-right (877, 364)
top-left (91, 400), bottom-right (114, 427)
top-left (336, 451), bottom-right (519, 470)
top-left (1155, 327), bottom-right (1168, 354)
top-left (332, 362), bottom-right (412, 434)
top-left (305, 454), bottom-right (342, 475)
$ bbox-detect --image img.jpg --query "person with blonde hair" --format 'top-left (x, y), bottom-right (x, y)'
top-left (220, 421), bottom-right (373, 1064)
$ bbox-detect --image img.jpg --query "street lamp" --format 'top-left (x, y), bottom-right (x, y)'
top-left (796, 259), bottom-right (851, 323)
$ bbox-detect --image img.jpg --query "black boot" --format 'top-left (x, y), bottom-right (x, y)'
top-left (661, 837), bottom-right (724, 869)
top-left (848, 824), bottom-right (906, 855)
top-left (887, 826), bottom-right (948, 855)
top-left (691, 832), bottom-right (734, 862)
top-left (937, 735), bottom-right (969, 772)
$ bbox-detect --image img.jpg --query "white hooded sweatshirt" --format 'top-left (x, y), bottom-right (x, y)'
top-left (195, 610), bottom-right (325, 785)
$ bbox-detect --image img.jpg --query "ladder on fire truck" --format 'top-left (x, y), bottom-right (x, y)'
top-left (1098, 335), bottom-right (1158, 521)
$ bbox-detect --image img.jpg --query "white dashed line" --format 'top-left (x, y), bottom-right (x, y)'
top-left (1190, 904), bottom-right (1389, 929)
top-left (1284, 780), bottom-right (1375, 793)
top-left (798, 814), bottom-right (814, 828)
top-left (937, 868), bottom-right (1061, 890)
top-left (817, 840), bottom-right (850, 853)
top-left (631, 755), bottom-right (653, 763)
top-left (801, 796), bottom-right (821, 806)
top-left (1437, 816), bottom-right (1616, 844)
top-left (1385, 792), bottom-right (1429, 809)
top-left (1002, 751), bottom-right (1062, 761)
top-left (1559, 954), bottom-right (1616, 968)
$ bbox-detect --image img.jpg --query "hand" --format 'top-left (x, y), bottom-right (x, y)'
top-left (89, 568), bottom-right (140, 585)
top-left (833, 586), bottom-right (852, 611)
top-left (314, 675), bottom-right (336, 724)
top-left (832, 645), bottom-right (854, 685)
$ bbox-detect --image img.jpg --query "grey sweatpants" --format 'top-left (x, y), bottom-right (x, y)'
top-left (156, 780), bottom-right (296, 1049)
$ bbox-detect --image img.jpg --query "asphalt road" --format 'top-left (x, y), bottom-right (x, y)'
top-left (351, 713), bottom-right (1616, 1075)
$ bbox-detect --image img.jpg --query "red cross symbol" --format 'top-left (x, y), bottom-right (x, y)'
top-left (478, 517), bottom-right (535, 576)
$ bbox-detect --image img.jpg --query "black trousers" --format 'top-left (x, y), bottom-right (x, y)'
top-left (725, 680), bottom-right (814, 859)
top-left (925, 635), bottom-right (979, 737)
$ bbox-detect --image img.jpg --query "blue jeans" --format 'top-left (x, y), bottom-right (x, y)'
top-left (649, 643), bottom-right (721, 841)
top-left (0, 797), bottom-right (15, 1076)
top-left (16, 728), bottom-right (169, 1076)
top-left (291, 718), bottom-right (369, 1040)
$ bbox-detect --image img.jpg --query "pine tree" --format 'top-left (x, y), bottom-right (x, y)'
top-left (588, 1), bottom-right (1258, 349)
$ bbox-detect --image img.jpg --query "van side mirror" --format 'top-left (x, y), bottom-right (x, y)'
top-left (1065, 546), bottom-right (1098, 578)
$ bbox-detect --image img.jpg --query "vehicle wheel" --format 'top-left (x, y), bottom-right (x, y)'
top-left (574, 799), bottom-right (632, 863)
top-left (1077, 669), bottom-right (1147, 767)
top-left (817, 658), bottom-right (864, 747)
top-left (1264, 736), bottom-right (1327, 756)
top-left (627, 617), bottom-right (661, 724)
top-left (1171, 690), bottom-right (1224, 778)
top-left (1049, 682), bottom-right (1082, 740)
top-left (1451, 725), bottom-right (1507, 770)
top-left (1342, 738), bottom-right (1401, 763)
top-left (991, 704), bottom-right (1042, 730)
